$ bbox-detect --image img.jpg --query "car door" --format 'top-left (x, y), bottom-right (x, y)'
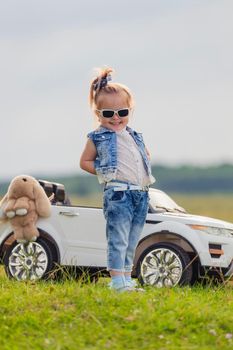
top-left (56, 205), bottom-right (107, 267)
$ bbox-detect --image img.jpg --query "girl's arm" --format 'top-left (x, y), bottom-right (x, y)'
top-left (80, 138), bottom-right (97, 175)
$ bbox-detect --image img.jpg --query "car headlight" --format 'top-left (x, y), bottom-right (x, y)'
top-left (189, 224), bottom-right (233, 238)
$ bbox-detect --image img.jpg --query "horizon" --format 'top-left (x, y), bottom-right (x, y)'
top-left (1, 161), bottom-right (233, 183)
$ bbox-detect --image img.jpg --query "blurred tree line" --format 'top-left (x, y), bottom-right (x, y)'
top-left (0, 163), bottom-right (233, 197)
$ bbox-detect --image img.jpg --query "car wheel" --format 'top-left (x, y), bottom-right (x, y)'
top-left (137, 242), bottom-right (193, 287)
top-left (4, 237), bottom-right (55, 281)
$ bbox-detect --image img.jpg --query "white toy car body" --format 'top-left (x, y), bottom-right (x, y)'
top-left (0, 181), bottom-right (233, 287)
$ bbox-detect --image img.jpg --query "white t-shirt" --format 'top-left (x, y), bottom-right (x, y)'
top-left (115, 128), bottom-right (153, 186)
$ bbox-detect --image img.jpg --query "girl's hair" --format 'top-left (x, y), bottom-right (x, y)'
top-left (89, 67), bottom-right (134, 109)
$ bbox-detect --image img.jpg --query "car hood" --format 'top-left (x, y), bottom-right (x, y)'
top-left (157, 211), bottom-right (233, 229)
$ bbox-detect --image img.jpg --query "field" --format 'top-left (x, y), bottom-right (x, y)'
top-left (1, 193), bottom-right (233, 349)
top-left (71, 192), bottom-right (233, 223)
top-left (173, 193), bottom-right (233, 223)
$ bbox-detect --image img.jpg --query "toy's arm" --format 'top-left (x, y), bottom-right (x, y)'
top-left (14, 197), bottom-right (30, 211)
top-left (0, 195), bottom-right (17, 220)
top-left (4, 198), bottom-right (17, 213)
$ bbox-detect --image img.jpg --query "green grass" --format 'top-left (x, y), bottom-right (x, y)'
top-left (1, 193), bottom-right (233, 349)
top-left (1, 270), bottom-right (233, 350)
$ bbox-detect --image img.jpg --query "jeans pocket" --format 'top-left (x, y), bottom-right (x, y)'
top-left (111, 191), bottom-right (125, 201)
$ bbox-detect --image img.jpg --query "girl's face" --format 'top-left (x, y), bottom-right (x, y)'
top-left (96, 92), bottom-right (130, 132)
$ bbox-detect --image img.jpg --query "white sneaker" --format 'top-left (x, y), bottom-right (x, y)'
top-left (125, 279), bottom-right (138, 288)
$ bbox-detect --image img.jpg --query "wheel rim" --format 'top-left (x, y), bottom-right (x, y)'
top-left (140, 247), bottom-right (183, 287)
top-left (8, 242), bottom-right (48, 281)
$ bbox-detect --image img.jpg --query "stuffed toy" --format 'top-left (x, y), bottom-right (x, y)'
top-left (0, 175), bottom-right (51, 242)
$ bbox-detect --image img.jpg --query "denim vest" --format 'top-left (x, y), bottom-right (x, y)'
top-left (88, 126), bottom-right (155, 184)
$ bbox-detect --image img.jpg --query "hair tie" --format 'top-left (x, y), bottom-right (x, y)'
top-left (93, 74), bottom-right (112, 91)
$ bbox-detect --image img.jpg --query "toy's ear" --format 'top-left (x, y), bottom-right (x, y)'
top-left (33, 183), bottom-right (51, 217)
top-left (0, 194), bottom-right (8, 220)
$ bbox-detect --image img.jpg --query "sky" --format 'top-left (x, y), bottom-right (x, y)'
top-left (0, 0), bottom-right (232, 180)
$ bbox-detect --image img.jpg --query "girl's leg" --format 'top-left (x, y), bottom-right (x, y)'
top-left (109, 271), bottom-right (126, 291)
top-left (103, 188), bottom-right (134, 291)
top-left (124, 271), bottom-right (137, 287)
top-left (124, 191), bottom-right (149, 285)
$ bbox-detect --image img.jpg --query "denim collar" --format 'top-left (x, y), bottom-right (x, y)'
top-left (95, 125), bottom-right (134, 135)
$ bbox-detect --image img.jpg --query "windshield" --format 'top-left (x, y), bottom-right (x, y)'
top-left (149, 189), bottom-right (186, 213)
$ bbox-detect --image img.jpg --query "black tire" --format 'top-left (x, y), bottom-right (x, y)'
top-left (136, 242), bottom-right (193, 287)
top-left (4, 237), bottom-right (56, 281)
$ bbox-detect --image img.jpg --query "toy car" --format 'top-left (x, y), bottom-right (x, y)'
top-left (0, 180), bottom-right (233, 287)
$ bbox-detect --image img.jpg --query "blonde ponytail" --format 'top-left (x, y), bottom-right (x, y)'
top-left (89, 67), bottom-right (134, 110)
top-left (89, 67), bottom-right (113, 107)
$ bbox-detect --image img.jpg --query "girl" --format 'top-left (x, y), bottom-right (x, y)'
top-left (80, 67), bottom-right (155, 292)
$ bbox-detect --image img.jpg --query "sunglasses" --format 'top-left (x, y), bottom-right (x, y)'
top-left (96, 108), bottom-right (130, 118)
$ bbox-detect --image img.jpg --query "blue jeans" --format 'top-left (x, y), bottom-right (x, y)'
top-left (103, 187), bottom-right (149, 272)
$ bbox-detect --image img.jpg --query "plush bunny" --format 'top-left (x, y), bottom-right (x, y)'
top-left (0, 175), bottom-right (51, 242)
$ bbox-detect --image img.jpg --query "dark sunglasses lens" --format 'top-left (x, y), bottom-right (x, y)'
top-left (118, 109), bottom-right (129, 117)
top-left (102, 110), bottom-right (115, 118)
